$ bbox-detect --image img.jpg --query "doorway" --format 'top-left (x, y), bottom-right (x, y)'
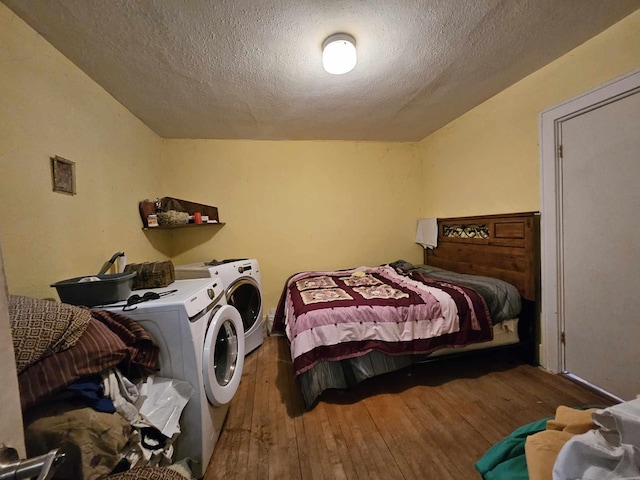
top-left (540, 69), bottom-right (640, 401)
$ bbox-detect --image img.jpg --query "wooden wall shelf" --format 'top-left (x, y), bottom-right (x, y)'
top-left (143, 222), bottom-right (225, 231)
top-left (139, 196), bottom-right (223, 230)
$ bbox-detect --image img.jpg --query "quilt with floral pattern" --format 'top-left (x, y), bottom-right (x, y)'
top-left (272, 265), bottom-right (492, 376)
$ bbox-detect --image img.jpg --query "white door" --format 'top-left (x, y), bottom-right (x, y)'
top-left (559, 90), bottom-right (640, 401)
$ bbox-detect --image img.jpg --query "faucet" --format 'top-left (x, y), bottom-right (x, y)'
top-left (0, 446), bottom-right (66, 480)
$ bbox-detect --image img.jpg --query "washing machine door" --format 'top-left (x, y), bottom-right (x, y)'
top-left (202, 304), bottom-right (245, 406)
top-left (227, 277), bottom-right (262, 334)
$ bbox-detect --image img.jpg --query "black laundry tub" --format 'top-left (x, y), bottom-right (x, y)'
top-left (51, 272), bottom-right (136, 307)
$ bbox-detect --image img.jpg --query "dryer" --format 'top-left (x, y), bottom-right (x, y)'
top-left (101, 278), bottom-right (244, 479)
top-left (174, 259), bottom-right (264, 355)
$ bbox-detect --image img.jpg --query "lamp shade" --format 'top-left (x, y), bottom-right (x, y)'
top-left (322, 34), bottom-right (357, 75)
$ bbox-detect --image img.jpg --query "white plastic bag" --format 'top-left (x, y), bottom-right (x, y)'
top-left (137, 376), bottom-right (195, 438)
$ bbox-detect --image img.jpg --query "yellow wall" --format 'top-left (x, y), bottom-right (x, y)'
top-left (2, 2), bottom-right (638, 314)
top-left (162, 140), bottom-right (423, 311)
top-left (418, 9), bottom-right (640, 217)
top-left (0, 4), bottom-right (169, 299)
top-left (0, 3), bottom-right (423, 311)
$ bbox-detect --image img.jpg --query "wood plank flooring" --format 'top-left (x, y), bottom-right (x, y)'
top-left (205, 337), bottom-right (614, 480)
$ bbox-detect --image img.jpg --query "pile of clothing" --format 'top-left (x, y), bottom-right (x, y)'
top-left (476, 398), bottom-right (640, 480)
top-left (10, 295), bottom-right (194, 480)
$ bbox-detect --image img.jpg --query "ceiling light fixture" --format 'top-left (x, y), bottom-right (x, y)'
top-left (322, 33), bottom-right (357, 75)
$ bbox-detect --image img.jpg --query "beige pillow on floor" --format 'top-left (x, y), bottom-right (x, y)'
top-left (525, 430), bottom-right (575, 480)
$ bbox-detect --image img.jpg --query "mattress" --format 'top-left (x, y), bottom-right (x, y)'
top-left (295, 317), bottom-right (520, 408)
top-left (428, 318), bottom-right (519, 357)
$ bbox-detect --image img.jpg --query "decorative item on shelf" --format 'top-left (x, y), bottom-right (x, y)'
top-left (139, 200), bottom-right (156, 228)
top-left (159, 197), bottom-right (219, 223)
top-left (157, 210), bottom-right (189, 226)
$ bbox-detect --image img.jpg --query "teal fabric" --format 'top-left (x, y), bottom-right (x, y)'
top-left (475, 417), bottom-right (550, 480)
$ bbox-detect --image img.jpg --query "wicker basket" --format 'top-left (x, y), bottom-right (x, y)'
top-left (157, 210), bottom-right (189, 226)
top-left (124, 261), bottom-right (175, 290)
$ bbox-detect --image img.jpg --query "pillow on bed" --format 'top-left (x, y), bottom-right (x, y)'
top-left (391, 260), bottom-right (521, 322)
top-left (391, 260), bottom-right (444, 274)
top-left (18, 318), bottom-right (130, 410)
top-left (9, 295), bottom-right (92, 374)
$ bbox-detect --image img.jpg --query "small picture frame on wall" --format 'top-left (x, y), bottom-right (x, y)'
top-left (51, 155), bottom-right (76, 195)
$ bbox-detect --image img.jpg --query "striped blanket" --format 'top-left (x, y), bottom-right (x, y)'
top-left (273, 265), bottom-right (493, 377)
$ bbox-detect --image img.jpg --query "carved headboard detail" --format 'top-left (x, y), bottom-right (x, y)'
top-left (423, 212), bottom-right (540, 301)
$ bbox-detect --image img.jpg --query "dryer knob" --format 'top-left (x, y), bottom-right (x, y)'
top-left (207, 288), bottom-right (215, 299)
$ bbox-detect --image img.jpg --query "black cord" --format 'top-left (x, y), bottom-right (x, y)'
top-left (122, 289), bottom-right (178, 311)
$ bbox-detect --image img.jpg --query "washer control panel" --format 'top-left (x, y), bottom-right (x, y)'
top-left (183, 277), bottom-right (224, 318)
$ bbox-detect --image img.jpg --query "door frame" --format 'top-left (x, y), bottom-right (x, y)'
top-left (539, 68), bottom-right (640, 373)
top-left (0, 241), bottom-right (26, 456)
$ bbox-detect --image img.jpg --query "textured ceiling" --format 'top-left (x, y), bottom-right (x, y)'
top-left (3, 0), bottom-right (638, 141)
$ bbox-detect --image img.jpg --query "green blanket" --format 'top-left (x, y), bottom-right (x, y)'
top-left (475, 417), bottom-right (550, 480)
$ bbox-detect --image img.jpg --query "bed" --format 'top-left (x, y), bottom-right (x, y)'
top-left (272, 212), bottom-right (540, 408)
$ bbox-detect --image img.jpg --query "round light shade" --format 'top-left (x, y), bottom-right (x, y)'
top-left (322, 34), bottom-right (357, 75)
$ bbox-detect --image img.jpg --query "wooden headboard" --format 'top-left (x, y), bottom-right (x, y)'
top-left (423, 212), bottom-right (540, 301)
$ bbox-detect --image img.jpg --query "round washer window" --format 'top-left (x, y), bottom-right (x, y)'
top-left (214, 320), bottom-right (238, 386)
top-left (228, 280), bottom-right (261, 332)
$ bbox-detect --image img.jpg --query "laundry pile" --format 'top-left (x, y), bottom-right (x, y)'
top-left (101, 370), bottom-right (194, 471)
top-left (9, 294), bottom-right (194, 480)
top-left (476, 399), bottom-right (640, 480)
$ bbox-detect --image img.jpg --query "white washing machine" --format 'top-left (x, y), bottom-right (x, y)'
top-left (174, 259), bottom-right (264, 355)
top-left (101, 278), bottom-right (244, 479)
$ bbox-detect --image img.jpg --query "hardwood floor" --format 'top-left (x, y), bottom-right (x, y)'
top-left (205, 337), bottom-right (614, 480)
